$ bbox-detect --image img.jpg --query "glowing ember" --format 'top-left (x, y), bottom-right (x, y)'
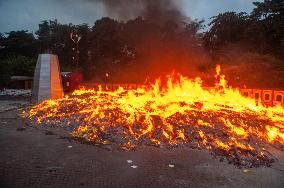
top-left (27, 65), bottom-right (284, 167)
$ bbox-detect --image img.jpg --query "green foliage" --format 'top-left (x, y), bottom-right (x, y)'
top-left (204, 0), bottom-right (284, 60)
top-left (0, 33), bottom-right (4, 43)
top-left (36, 20), bottom-right (74, 65)
top-left (35, 20), bottom-right (92, 73)
top-left (0, 0), bottom-right (282, 86)
top-left (250, 0), bottom-right (284, 56)
top-left (1, 55), bottom-right (36, 76)
top-left (0, 58), bottom-right (12, 88)
top-left (204, 12), bottom-right (249, 50)
top-left (0, 31), bottom-right (37, 87)
top-left (89, 17), bottom-right (205, 81)
top-left (1, 30), bottom-right (38, 58)
top-left (0, 55), bottom-right (36, 88)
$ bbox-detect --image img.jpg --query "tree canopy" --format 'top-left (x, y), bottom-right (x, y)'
top-left (204, 0), bottom-right (284, 59)
top-left (0, 0), bottom-right (283, 88)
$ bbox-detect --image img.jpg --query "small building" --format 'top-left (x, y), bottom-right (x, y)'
top-left (10, 76), bottom-right (33, 89)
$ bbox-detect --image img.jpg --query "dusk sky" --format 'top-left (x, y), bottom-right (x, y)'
top-left (0, 0), bottom-right (260, 33)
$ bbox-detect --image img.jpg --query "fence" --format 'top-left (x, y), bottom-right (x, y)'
top-left (83, 83), bottom-right (284, 107)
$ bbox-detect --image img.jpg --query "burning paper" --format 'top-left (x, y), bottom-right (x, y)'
top-left (27, 65), bottom-right (284, 167)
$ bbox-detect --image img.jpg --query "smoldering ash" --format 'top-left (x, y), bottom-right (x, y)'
top-left (27, 65), bottom-right (284, 168)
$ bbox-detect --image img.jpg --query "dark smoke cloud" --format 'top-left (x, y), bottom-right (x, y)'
top-left (96, 0), bottom-right (190, 24)
top-left (87, 0), bottom-right (208, 82)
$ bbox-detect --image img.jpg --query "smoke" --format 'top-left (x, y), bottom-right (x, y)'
top-left (97, 0), bottom-right (189, 24)
top-left (72, 0), bottom-right (213, 84)
top-left (86, 0), bottom-right (211, 83)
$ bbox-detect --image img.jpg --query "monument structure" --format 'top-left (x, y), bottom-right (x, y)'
top-left (31, 54), bottom-right (63, 103)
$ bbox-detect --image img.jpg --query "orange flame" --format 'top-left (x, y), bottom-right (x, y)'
top-left (28, 65), bottom-right (284, 154)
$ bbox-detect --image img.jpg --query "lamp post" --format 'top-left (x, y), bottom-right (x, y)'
top-left (70, 30), bottom-right (82, 71)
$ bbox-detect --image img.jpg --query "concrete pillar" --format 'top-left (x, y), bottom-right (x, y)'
top-left (31, 54), bottom-right (63, 103)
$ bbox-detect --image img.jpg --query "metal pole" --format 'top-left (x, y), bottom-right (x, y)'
top-left (76, 42), bottom-right (79, 71)
top-left (70, 30), bottom-right (81, 72)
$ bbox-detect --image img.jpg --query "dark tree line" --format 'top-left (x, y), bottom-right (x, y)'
top-left (204, 0), bottom-right (283, 59)
top-left (0, 0), bottom-right (283, 88)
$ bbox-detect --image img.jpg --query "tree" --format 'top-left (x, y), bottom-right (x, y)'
top-left (0, 33), bottom-right (4, 46)
top-left (204, 0), bottom-right (284, 61)
top-left (89, 17), bottom-right (124, 79)
top-left (0, 59), bottom-right (11, 89)
top-left (35, 20), bottom-right (88, 71)
top-left (35, 20), bottom-right (51, 52)
top-left (0, 30), bottom-right (38, 58)
top-left (76, 23), bottom-right (92, 78)
top-left (204, 12), bottom-right (249, 52)
top-left (249, 0), bottom-right (284, 56)
top-left (0, 55), bottom-right (36, 88)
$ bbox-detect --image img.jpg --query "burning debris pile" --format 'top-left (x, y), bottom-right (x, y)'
top-left (27, 65), bottom-right (284, 168)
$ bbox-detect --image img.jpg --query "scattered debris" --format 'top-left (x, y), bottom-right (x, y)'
top-left (45, 131), bottom-right (55, 135)
top-left (0, 101), bottom-right (29, 113)
top-left (26, 67), bottom-right (284, 168)
top-left (131, 165), bottom-right (138, 169)
top-left (0, 89), bottom-right (31, 97)
top-left (58, 136), bottom-right (73, 141)
top-left (127, 160), bottom-right (133, 164)
top-left (121, 142), bottom-right (135, 151)
top-left (168, 164), bottom-right (175, 168)
top-left (68, 145), bottom-right (73, 148)
top-left (16, 127), bottom-right (26, 131)
top-left (46, 166), bottom-right (61, 172)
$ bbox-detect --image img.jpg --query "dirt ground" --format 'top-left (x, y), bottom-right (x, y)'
top-left (0, 99), bottom-right (284, 188)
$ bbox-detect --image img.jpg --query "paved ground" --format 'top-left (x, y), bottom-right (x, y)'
top-left (0, 100), bottom-right (284, 188)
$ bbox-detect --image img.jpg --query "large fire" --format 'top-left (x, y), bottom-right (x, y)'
top-left (27, 65), bottom-right (284, 167)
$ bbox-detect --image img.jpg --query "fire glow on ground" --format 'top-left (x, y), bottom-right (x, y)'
top-left (26, 65), bottom-right (284, 168)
